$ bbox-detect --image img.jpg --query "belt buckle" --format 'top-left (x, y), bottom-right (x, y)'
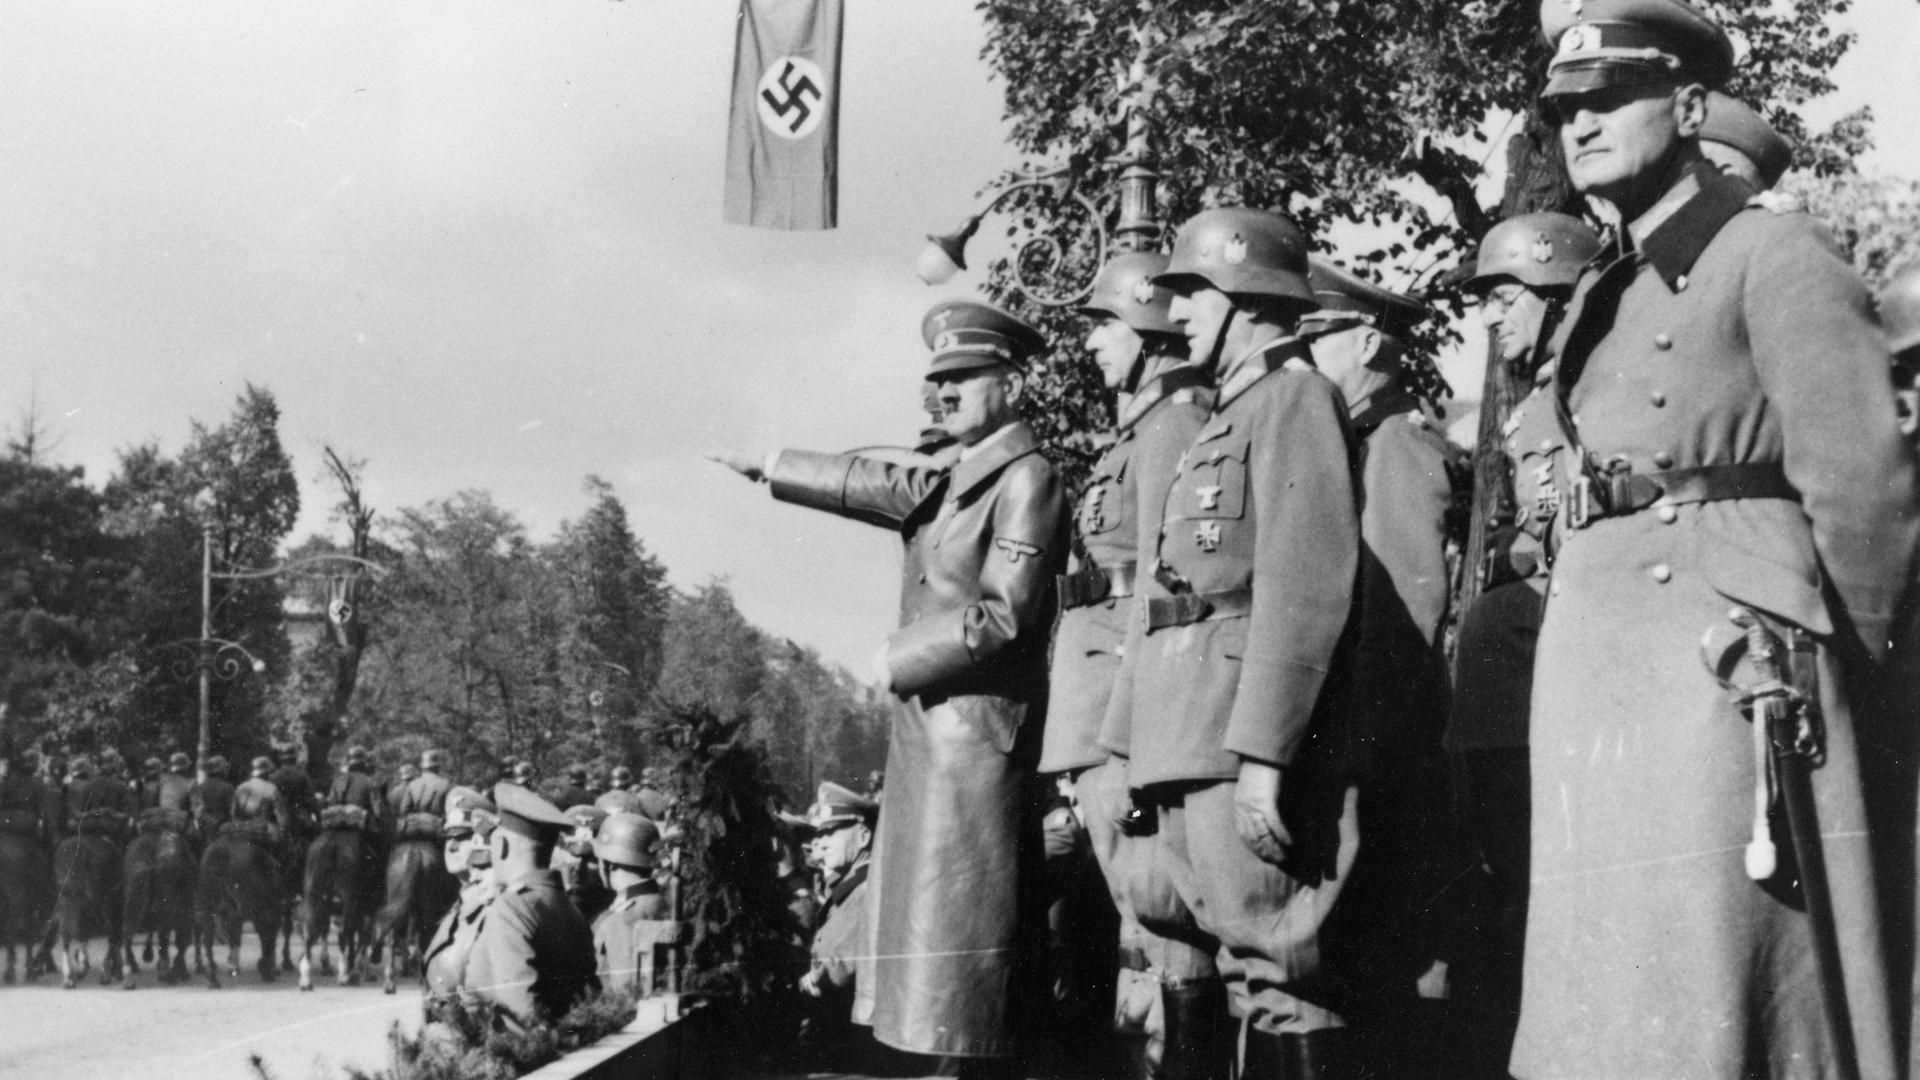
top-left (1567, 474), bottom-right (1593, 529)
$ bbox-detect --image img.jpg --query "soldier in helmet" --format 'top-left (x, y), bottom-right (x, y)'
top-left (154, 752), bottom-right (195, 814)
top-left (387, 761), bottom-right (419, 812)
top-left (191, 755), bottom-right (236, 838)
top-left (65, 752), bottom-right (135, 841)
top-left (558, 803), bottom-right (614, 923)
top-left (1104, 206), bottom-right (1363, 1079)
top-left (459, 784), bottom-right (600, 1031)
top-left (590, 811), bottom-right (669, 994)
top-left (1049, 250), bottom-right (1226, 1080)
top-left (1512, 2), bottom-right (1918, 1076)
top-left (549, 765), bottom-right (592, 813)
top-left (607, 764), bottom-right (635, 793)
top-left (393, 749), bottom-right (454, 826)
top-left (138, 756), bottom-right (165, 808)
top-left (1447, 210), bottom-right (1600, 1079)
top-left (715, 297), bottom-right (1068, 1072)
top-left (230, 755), bottom-right (286, 844)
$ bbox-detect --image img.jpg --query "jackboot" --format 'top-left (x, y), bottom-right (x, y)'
top-left (1158, 978), bottom-right (1231, 1080)
top-left (1241, 1028), bottom-right (1363, 1080)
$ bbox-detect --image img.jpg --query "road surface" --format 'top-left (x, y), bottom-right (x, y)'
top-left (0, 936), bottom-right (421, 1080)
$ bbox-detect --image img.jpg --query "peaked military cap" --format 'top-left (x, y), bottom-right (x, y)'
top-left (777, 809), bottom-right (817, 840)
top-left (808, 781), bottom-right (879, 831)
top-left (1700, 92), bottom-right (1793, 189)
top-left (595, 787), bottom-right (643, 815)
top-left (445, 785), bottom-right (494, 835)
top-left (1077, 251), bottom-right (1179, 336)
top-left (143, 756), bottom-right (165, 774)
top-left (1302, 258), bottom-right (1430, 338)
top-left (564, 803), bottom-right (608, 835)
top-left (492, 782), bottom-right (573, 844)
top-left (922, 299), bottom-right (1048, 377)
top-left (1466, 212), bottom-right (1602, 294)
top-left (1880, 266), bottom-right (1920, 357)
top-left (1540, 0), bottom-right (1734, 98)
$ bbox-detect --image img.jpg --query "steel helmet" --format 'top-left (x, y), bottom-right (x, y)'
top-left (1466, 212), bottom-right (1601, 295)
top-left (593, 811), bottom-right (660, 870)
top-left (1881, 266), bottom-right (1920, 357)
top-left (419, 748), bottom-right (448, 771)
top-left (344, 745), bottom-right (370, 768)
top-left (1076, 251), bottom-right (1179, 335)
top-left (205, 754), bottom-right (229, 778)
top-left (1153, 208), bottom-right (1316, 310)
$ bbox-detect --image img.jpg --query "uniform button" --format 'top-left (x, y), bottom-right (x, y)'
top-left (1540, 438), bottom-right (1555, 452)
top-left (1651, 563), bottom-right (1672, 583)
top-left (1657, 505), bottom-right (1678, 524)
top-left (1675, 275), bottom-right (1689, 291)
top-left (1114, 645), bottom-right (1126, 659)
top-left (1653, 451), bottom-right (1675, 468)
top-left (1572, 413), bottom-right (1582, 427)
top-left (1550, 580), bottom-right (1563, 597)
top-left (918, 573), bottom-right (928, 583)
top-left (1649, 391), bottom-right (1666, 407)
top-left (1654, 333), bottom-right (1673, 350)
top-left (1506, 438), bottom-right (1518, 453)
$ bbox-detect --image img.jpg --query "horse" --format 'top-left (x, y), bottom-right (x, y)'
top-left (297, 806), bottom-right (379, 990)
top-left (194, 821), bottom-right (283, 988)
top-left (51, 830), bottom-right (124, 988)
top-left (0, 830), bottom-right (53, 984)
top-left (371, 825), bottom-right (456, 995)
top-left (121, 809), bottom-right (197, 988)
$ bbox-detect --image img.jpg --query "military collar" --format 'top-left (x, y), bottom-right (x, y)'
top-left (1119, 364), bottom-right (1211, 433)
top-left (1630, 165), bottom-right (1757, 290)
top-left (950, 420), bottom-right (1042, 500)
top-left (1215, 336), bottom-right (1313, 411)
top-left (826, 857), bottom-right (870, 908)
top-left (1347, 385), bottom-right (1422, 435)
top-left (609, 882), bottom-right (661, 911)
top-left (505, 867), bottom-right (565, 892)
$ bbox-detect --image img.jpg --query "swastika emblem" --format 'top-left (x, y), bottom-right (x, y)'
top-left (757, 56), bottom-right (828, 140)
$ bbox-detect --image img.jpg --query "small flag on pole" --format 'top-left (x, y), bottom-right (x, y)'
top-left (724, 0), bottom-right (843, 231)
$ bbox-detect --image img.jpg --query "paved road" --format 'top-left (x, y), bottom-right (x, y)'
top-left (0, 936), bottom-right (421, 1080)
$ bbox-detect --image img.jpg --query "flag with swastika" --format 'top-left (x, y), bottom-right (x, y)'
top-left (724, 0), bottom-right (842, 230)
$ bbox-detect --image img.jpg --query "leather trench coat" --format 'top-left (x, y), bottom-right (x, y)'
top-left (1510, 168), bottom-right (1920, 1080)
top-left (770, 419), bottom-right (1067, 1058)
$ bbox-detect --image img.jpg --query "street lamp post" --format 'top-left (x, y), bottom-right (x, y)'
top-left (917, 25), bottom-right (1164, 301)
top-left (180, 491), bottom-right (388, 783)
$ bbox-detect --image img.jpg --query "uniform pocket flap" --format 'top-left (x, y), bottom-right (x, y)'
top-left (1701, 535), bottom-right (1833, 637)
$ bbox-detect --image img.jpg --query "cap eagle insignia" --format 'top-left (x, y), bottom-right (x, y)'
top-left (1132, 278), bottom-right (1158, 305)
top-left (1223, 232), bottom-right (1249, 266)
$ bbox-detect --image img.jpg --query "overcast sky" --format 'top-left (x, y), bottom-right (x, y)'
top-left (5, 0), bottom-right (1918, 675)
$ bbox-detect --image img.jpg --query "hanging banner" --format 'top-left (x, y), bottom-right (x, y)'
top-left (723, 0), bottom-right (843, 230)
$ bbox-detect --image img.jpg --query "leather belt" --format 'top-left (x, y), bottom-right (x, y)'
top-left (1568, 462), bottom-right (1798, 528)
top-left (1058, 561), bottom-right (1138, 609)
top-left (1145, 587), bottom-right (1253, 631)
top-left (1117, 945), bottom-right (1151, 973)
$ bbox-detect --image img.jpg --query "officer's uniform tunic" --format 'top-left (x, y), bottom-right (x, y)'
top-left (591, 883), bottom-right (673, 994)
top-left (1043, 366), bottom-right (1220, 1021)
top-left (424, 879), bottom-right (498, 1016)
top-left (1512, 170), bottom-right (1920, 1080)
top-left (461, 867), bottom-right (600, 1030)
top-left (808, 857), bottom-right (873, 1007)
top-left (1109, 341), bottom-right (1362, 1033)
top-left (769, 420), bottom-right (1067, 1058)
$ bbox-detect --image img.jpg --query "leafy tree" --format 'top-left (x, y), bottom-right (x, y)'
top-left (1780, 170), bottom-right (1920, 289)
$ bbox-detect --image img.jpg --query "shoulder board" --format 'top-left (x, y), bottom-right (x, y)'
top-left (1746, 191), bottom-right (1803, 216)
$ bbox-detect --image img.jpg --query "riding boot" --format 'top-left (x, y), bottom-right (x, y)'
top-left (1242, 1028), bottom-right (1290, 1080)
top-left (1286, 1029), bottom-right (1363, 1080)
top-left (1158, 978), bottom-right (1230, 1080)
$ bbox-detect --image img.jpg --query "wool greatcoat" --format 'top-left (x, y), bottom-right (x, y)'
top-left (1509, 167), bottom-right (1920, 1080)
top-left (769, 420), bottom-right (1067, 1058)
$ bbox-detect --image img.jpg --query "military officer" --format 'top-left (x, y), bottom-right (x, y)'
top-left (1447, 210), bottom-right (1600, 1080)
top-left (325, 746), bottom-right (387, 827)
top-left (590, 811), bottom-right (670, 994)
top-left (716, 298), bottom-right (1067, 1072)
top-left (1295, 259), bottom-right (1458, 1072)
top-left (459, 784), bottom-right (599, 1030)
top-left (1698, 91), bottom-right (1793, 191)
top-left (1512, 3), bottom-right (1920, 1077)
top-left (606, 765), bottom-right (636, 794)
top-left (559, 802), bottom-right (614, 922)
top-left (1103, 207), bottom-right (1361, 1080)
top-left (797, 783), bottom-right (879, 1060)
top-left (423, 787), bottom-right (500, 1020)
top-left (1053, 250), bottom-right (1226, 1080)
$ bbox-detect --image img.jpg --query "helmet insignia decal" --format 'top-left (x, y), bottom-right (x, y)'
top-left (1223, 232), bottom-right (1249, 266)
top-left (1132, 278), bottom-right (1157, 305)
top-left (1532, 232), bottom-right (1555, 263)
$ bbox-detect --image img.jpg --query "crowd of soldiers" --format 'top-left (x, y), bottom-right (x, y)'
top-left (718, 2), bottom-right (1920, 1079)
